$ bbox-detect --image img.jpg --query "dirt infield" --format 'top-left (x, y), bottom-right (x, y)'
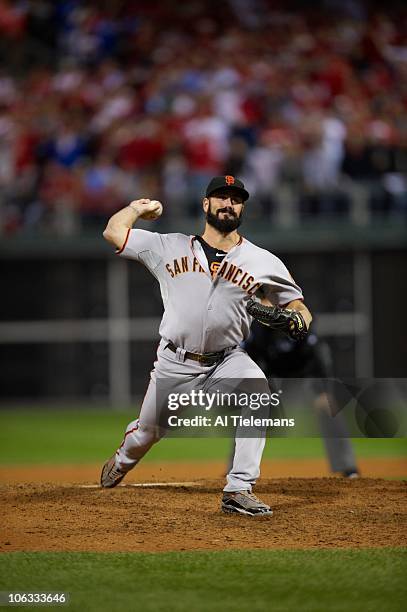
top-left (1, 456), bottom-right (406, 484)
top-left (1, 460), bottom-right (406, 553)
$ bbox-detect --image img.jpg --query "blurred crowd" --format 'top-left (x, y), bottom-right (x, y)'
top-left (0, 0), bottom-right (406, 235)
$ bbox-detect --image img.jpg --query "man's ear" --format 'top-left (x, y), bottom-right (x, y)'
top-left (203, 197), bottom-right (209, 213)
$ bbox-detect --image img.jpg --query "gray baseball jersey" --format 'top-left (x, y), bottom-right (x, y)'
top-left (118, 229), bottom-right (303, 352)
top-left (112, 227), bottom-right (305, 493)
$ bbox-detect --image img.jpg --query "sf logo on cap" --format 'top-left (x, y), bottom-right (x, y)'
top-left (225, 175), bottom-right (235, 185)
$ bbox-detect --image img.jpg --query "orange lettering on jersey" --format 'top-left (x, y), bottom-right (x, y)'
top-left (210, 261), bottom-right (221, 277)
top-left (238, 272), bottom-right (248, 287)
top-left (211, 260), bottom-right (261, 294)
top-left (231, 267), bottom-right (243, 284)
top-left (225, 175), bottom-right (235, 185)
top-left (247, 282), bottom-right (262, 296)
top-left (173, 259), bottom-right (181, 276)
top-left (165, 252), bottom-right (262, 293)
top-left (166, 263), bottom-right (174, 278)
top-left (181, 256), bottom-right (189, 273)
top-left (218, 261), bottom-right (228, 277)
top-left (224, 264), bottom-right (237, 281)
top-left (242, 275), bottom-right (254, 291)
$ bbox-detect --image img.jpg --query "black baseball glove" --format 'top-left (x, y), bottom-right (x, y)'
top-left (246, 298), bottom-right (308, 341)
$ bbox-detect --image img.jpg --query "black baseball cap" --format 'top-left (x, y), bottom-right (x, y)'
top-left (205, 175), bottom-right (249, 201)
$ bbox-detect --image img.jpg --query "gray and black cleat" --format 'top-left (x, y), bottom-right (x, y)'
top-left (221, 490), bottom-right (273, 516)
top-left (100, 455), bottom-right (128, 488)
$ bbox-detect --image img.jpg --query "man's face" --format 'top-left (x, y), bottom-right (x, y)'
top-left (204, 190), bottom-right (245, 233)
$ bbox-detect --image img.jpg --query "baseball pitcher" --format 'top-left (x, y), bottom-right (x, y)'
top-left (100, 175), bottom-right (312, 516)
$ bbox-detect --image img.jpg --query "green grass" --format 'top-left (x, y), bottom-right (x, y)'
top-left (0, 409), bottom-right (406, 465)
top-left (0, 549), bottom-right (405, 612)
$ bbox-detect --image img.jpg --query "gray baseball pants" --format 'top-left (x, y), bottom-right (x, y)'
top-left (115, 339), bottom-right (270, 492)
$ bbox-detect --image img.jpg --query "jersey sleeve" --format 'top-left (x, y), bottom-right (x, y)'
top-left (262, 256), bottom-right (304, 306)
top-left (116, 229), bottom-right (167, 271)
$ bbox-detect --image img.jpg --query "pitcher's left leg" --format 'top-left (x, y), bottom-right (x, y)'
top-left (210, 347), bottom-right (273, 516)
top-left (224, 435), bottom-right (266, 492)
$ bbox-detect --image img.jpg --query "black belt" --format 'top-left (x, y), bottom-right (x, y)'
top-left (165, 341), bottom-right (225, 366)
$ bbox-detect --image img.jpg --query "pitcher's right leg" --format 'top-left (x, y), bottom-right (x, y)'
top-left (101, 375), bottom-right (163, 488)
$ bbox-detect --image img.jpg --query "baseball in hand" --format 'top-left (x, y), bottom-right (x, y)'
top-left (135, 199), bottom-right (163, 220)
top-left (149, 200), bottom-right (163, 219)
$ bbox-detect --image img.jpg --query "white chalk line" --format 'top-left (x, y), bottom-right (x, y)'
top-left (78, 481), bottom-right (199, 489)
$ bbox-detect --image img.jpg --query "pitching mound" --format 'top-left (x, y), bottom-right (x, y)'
top-left (2, 478), bottom-right (406, 553)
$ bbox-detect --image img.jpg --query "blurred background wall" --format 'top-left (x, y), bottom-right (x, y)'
top-left (0, 0), bottom-right (406, 405)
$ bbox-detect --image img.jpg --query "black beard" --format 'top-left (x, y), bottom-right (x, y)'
top-left (206, 205), bottom-right (242, 233)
